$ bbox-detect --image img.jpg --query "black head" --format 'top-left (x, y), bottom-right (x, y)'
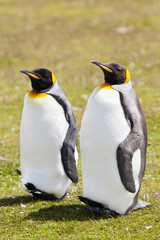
top-left (91, 61), bottom-right (130, 85)
top-left (20, 68), bottom-right (56, 90)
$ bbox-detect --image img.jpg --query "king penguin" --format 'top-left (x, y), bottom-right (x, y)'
top-left (79, 61), bottom-right (150, 215)
top-left (20, 68), bottom-right (78, 200)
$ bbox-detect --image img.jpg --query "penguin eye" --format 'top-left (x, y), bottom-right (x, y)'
top-left (117, 68), bottom-right (123, 72)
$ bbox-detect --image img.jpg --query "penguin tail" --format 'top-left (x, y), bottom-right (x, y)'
top-left (78, 196), bottom-right (119, 217)
top-left (24, 182), bottom-right (65, 201)
top-left (131, 199), bottom-right (151, 211)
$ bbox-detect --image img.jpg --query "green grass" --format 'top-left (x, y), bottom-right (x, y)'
top-left (0, 0), bottom-right (160, 239)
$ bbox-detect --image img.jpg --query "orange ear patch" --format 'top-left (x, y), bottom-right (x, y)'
top-left (125, 69), bottom-right (130, 83)
top-left (52, 73), bottom-right (56, 85)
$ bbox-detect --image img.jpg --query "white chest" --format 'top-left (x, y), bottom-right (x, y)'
top-left (21, 93), bottom-right (68, 147)
top-left (20, 93), bottom-right (69, 179)
top-left (81, 87), bottom-right (130, 151)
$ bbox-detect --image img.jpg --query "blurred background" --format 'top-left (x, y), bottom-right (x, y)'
top-left (0, 0), bottom-right (160, 238)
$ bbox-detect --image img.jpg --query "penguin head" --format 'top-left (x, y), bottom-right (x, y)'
top-left (20, 68), bottom-right (56, 90)
top-left (91, 61), bottom-right (130, 85)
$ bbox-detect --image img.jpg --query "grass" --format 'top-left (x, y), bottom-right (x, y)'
top-left (0, 0), bottom-right (160, 239)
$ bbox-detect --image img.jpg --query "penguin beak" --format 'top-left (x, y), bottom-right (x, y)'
top-left (91, 61), bottom-right (113, 73)
top-left (91, 60), bottom-right (102, 66)
top-left (20, 70), bottom-right (40, 80)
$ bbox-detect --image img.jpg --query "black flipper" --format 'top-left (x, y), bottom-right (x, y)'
top-left (43, 83), bottom-right (78, 184)
top-left (25, 183), bottom-right (66, 201)
top-left (61, 134), bottom-right (78, 183)
top-left (50, 94), bottom-right (78, 184)
top-left (117, 127), bottom-right (142, 193)
top-left (117, 88), bottom-right (147, 193)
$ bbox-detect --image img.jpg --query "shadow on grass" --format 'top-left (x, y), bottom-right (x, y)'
top-left (0, 195), bottom-right (38, 207)
top-left (25, 204), bottom-right (114, 222)
top-left (0, 195), bottom-right (118, 221)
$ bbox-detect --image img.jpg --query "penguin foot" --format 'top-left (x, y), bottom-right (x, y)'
top-left (16, 168), bottom-right (21, 175)
top-left (78, 196), bottom-right (105, 208)
top-left (25, 183), bottom-right (66, 201)
top-left (78, 196), bottom-right (119, 217)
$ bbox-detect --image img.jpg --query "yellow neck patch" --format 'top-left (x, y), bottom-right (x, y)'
top-left (28, 90), bottom-right (47, 98)
top-left (99, 83), bottom-right (113, 90)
